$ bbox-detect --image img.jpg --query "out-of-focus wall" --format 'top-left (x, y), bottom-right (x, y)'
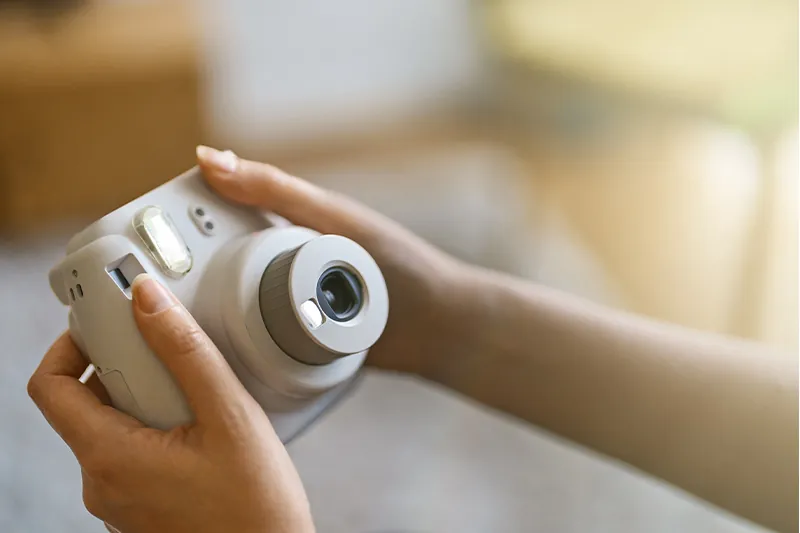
top-left (483, 0), bottom-right (798, 132)
top-left (199, 0), bottom-right (487, 150)
top-left (750, 131), bottom-right (799, 349)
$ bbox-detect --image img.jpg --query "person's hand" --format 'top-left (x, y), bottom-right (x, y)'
top-left (197, 146), bottom-right (475, 378)
top-left (28, 275), bottom-right (314, 533)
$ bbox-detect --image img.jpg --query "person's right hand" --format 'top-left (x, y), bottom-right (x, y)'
top-left (197, 146), bottom-right (474, 378)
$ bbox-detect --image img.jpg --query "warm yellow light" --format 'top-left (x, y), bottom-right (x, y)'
top-left (133, 206), bottom-right (193, 278)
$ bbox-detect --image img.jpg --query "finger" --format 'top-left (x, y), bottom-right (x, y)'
top-left (131, 274), bottom-right (249, 426)
top-left (196, 145), bottom-right (397, 240)
top-left (28, 334), bottom-right (139, 456)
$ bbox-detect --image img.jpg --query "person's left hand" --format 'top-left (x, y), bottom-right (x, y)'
top-left (28, 275), bottom-right (315, 533)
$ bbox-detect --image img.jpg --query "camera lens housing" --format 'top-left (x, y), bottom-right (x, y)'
top-left (259, 235), bottom-right (389, 366)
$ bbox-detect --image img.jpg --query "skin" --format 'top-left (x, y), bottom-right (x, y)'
top-left (29, 146), bottom-right (797, 533)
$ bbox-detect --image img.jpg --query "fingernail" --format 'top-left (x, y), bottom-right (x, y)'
top-left (132, 274), bottom-right (176, 314)
top-left (196, 145), bottom-right (238, 174)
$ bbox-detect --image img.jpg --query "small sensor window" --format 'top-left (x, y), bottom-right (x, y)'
top-left (106, 254), bottom-right (146, 297)
top-left (108, 268), bottom-right (130, 290)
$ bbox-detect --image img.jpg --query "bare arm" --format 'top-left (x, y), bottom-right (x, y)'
top-left (199, 147), bottom-right (798, 533)
top-left (429, 267), bottom-right (798, 533)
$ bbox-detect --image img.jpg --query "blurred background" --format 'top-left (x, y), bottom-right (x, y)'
top-left (0, 0), bottom-right (796, 532)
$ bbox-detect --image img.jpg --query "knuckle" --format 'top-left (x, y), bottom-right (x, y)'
top-left (82, 487), bottom-right (106, 519)
top-left (83, 452), bottom-right (120, 486)
top-left (169, 322), bottom-right (207, 357)
top-left (26, 376), bottom-right (44, 404)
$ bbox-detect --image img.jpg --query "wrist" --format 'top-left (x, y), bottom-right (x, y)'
top-left (417, 263), bottom-right (500, 385)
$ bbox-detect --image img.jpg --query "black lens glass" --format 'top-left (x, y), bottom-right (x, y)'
top-left (316, 267), bottom-right (363, 322)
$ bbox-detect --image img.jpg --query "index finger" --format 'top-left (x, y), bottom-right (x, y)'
top-left (27, 333), bottom-right (140, 458)
top-left (196, 145), bottom-right (398, 241)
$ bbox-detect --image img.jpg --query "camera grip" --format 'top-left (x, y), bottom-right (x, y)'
top-left (68, 313), bottom-right (137, 416)
top-left (58, 237), bottom-right (193, 430)
top-left (85, 301), bottom-right (193, 430)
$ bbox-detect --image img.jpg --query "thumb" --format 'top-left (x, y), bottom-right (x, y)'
top-left (131, 274), bottom-right (249, 426)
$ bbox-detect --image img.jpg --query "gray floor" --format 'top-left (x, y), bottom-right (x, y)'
top-left (0, 231), bottom-right (765, 533)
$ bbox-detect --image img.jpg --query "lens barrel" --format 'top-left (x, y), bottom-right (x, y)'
top-left (259, 235), bottom-right (388, 366)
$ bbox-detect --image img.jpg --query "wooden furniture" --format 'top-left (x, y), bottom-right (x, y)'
top-left (0, 1), bottom-right (202, 233)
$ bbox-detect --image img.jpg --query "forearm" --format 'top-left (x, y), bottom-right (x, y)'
top-left (428, 267), bottom-right (798, 532)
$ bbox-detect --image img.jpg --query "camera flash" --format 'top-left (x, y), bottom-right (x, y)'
top-left (133, 206), bottom-right (193, 277)
top-left (299, 299), bottom-right (325, 329)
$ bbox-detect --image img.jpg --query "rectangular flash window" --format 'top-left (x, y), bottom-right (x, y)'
top-left (133, 206), bottom-right (193, 277)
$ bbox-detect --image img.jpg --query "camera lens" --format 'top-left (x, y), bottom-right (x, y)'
top-left (316, 267), bottom-right (362, 322)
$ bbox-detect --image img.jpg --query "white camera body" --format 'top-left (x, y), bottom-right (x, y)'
top-left (49, 167), bottom-right (388, 442)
